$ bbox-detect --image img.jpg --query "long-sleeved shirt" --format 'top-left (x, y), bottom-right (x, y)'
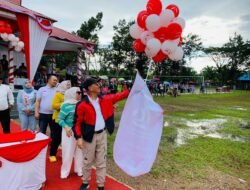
top-left (58, 103), bottom-right (76, 128)
top-left (52, 92), bottom-right (64, 123)
top-left (0, 84), bottom-right (14, 111)
top-left (17, 90), bottom-right (37, 114)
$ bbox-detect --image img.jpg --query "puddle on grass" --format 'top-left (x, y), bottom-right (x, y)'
top-left (172, 119), bottom-right (249, 146)
top-left (234, 107), bottom-right (247, 111)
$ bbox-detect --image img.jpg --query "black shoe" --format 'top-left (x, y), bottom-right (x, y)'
top-left (79, 183), bottom-right (89, 190)
top-left (97, 187), bottom-right (104, 190)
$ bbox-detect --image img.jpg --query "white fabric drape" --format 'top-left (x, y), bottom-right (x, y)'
top-left (114, 72), bottom-right (164, 177)
top-left (0, 133), bottom-right (49, 190)
top-left (29, 17), bottom-right (50, 81)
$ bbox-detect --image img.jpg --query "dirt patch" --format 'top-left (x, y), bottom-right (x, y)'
top-left (107, 161), bottom-right (249, 190)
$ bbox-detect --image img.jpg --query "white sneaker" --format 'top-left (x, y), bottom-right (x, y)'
top-left (77, 172), bottom-right (83, 177)
top-left (60, 175), bottom-right (68, 179)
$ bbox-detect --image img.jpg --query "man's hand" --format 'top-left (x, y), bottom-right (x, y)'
top-left (35, 112), bottom-right (39, 120)
top-left (26, 108), bottom-right (31, 115)
top-left (122, 84), bottom-right (128, 91)
top-left (77, 138), bottom-right (84, 149)
top-left (8, 104), bottom-right (13, 110)
top-left (65, 126), bottom-right (72, 137)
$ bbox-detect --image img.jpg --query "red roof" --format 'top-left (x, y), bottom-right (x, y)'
top-left (0, 0), bottom-right (56, 22)
top-left (50, 27), bottom-right (95, 46)
top-left (0, 1), bottom-right (94, 51)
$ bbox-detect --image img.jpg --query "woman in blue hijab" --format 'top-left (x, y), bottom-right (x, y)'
top-left (17, 79), bottom-right (37, 131)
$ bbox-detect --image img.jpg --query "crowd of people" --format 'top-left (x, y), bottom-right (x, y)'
top-left (0, 55), bottom-right (28, 84)
top-left (147, 81), bottom-right (197, 97)
top-left (0, 73), bottom-right (129, 190)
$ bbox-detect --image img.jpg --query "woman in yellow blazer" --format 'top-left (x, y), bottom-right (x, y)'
top-left (50, 80), bottom-right (71, 162)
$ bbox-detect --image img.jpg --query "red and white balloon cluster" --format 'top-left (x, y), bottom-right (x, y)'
top-left (129, 0), bottom-right (185, 62)
top-left (0, 20), bottom-right (24, 52)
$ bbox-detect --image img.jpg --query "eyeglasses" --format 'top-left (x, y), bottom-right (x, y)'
top-left (97, 81), bottom-right (102, 87)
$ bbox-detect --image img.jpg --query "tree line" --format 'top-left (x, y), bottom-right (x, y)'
top-left (44, 12), bottom-right (250, 85)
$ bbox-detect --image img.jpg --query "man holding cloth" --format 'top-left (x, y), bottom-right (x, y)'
top-left (73, 77), bottom-right (129, 190)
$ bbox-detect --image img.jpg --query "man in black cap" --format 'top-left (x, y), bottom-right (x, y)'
top-left (73, 77), bottom-right (129, 190)
top-left (0, 76), bottom-right (14, 133)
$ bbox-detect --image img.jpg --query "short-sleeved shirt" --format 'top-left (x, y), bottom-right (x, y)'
top-left (37, 85), bottom-right (56, 114)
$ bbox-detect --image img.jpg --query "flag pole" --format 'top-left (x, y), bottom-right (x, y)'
top-left (145, 59), bottom-right (153, 81)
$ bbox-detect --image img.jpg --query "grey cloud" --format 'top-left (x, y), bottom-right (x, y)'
top-left (23, 0), bottom-right (250, 43)
top-left (240, 14), bottom-right (250, 22)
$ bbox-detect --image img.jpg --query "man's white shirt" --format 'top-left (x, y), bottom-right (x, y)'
top-left (87, 95), bottom-right (105, 131)
top-left (0, 84), bottom-right (14, 111)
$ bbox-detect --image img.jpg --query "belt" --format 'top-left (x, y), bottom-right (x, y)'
top-left (95, 128), bottom-right (106, 134)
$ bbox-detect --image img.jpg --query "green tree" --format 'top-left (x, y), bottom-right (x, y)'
top-left (111, 19), bottom-right (136, 76)
top-left (99, 19), bottom-right (149, 78)
top-left (76, 12), bottom-right (103, 45)
top-left (201, 66), bottom-right (218, 82)
top-left (205, 33), bottom-right (250, 84)
top-left (76, 12), bottom-right (103, 73)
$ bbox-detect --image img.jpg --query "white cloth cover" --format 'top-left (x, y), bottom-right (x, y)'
top-left (29, 17), bottom-right (50, 81)
top-left (114, 72), bottom-right (164, 177)
top-left (0, 133), bottom-right (48, 190)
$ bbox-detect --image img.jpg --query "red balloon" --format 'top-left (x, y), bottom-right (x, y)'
top-left (166, 23), bottom-right (182, 40)
top-left (0, 26), bottom-right (5, 33)
top-left (153, 51), bottom-right (167, 63)
top-left (5, 27), bottom-right (12, 34)
top-left (133, 39), bottom-right (146, 53)
top-left (0, 21), bottom-right (5, 27)
top-left (147, 0), bottom-right (162, 15)
top-left (154, 27), bottom-right (168, 42)
top-left (166, 4), bottom-right (179, 17)
top-left (137, 10), bottom-right (149, 29)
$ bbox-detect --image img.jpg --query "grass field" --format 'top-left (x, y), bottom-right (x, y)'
top-left (108, 91), bottom-right (250, 183)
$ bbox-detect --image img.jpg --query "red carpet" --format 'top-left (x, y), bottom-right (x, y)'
top-left (0, 121), bottom-right (132, 190)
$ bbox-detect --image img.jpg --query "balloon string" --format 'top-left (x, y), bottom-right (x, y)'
top-left (146, 59), bottom-right (153, 81)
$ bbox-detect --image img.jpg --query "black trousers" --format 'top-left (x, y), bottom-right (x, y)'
top-left (50, 119), bottom-right (62, 156)
top-left (39, 113), bottom-right (53, 134)
top-left (0, 109), bottom-right (10, 133)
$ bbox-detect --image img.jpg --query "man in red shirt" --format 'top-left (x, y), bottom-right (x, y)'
top-left (73, 77), bottom-right (129, 190)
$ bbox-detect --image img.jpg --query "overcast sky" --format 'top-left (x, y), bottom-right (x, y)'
top-left (23, 0), bottom-right (250, 72)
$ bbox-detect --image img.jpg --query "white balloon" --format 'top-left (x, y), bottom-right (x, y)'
top-left (140, 31), bottom-right (154, 45)
top-left (173, 17), bottom-right (186, 29)
top-left (172, 38), bottom-right (180, 45)
top-left (169, 47), bottom-right (184, 61)
top-left (146, 38), bottom-right (161, 57)
top-left (10, 41), bottom-right (18, 47)
top-left (17, 41), bottom-right (24, 49)
top-left (161, 40), bottom-right (178, 56)
top-left (129, 24), bottom-right (144, 39)
top-left (145, 48), bottom-right (153, 58)
top-left (0, 33), bottom-right (8, 41)
top-left (8, 34), bottom-right (15, 42)
top-left (159, 9), bottom-right (175, 27)
top-left (13, 37), bottom-right (19, 42)
top-left (146, 14), bottom-right (161, 32)
top-left (15, 46), bottom-right (22, 52)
